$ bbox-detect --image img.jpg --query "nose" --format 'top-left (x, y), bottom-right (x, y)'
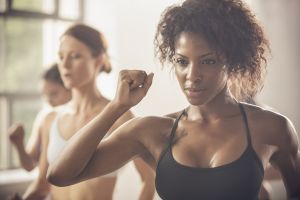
top-left (186, 62), bottom-right (202, 82)
top-left (60, 57), bottom-right (71, 69)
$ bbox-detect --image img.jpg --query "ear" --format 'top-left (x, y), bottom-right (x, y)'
top-left (94, 54), bottom-right (104, 72)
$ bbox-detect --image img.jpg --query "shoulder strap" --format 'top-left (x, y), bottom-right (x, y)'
top-left (168, 109), bottom-right (186, 147)
top-left (238, 103), bottom-right (252, 146)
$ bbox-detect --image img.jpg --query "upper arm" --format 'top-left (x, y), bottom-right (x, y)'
top-left (108, 110), bottom-right (134, 133)
top-left (76, 117), bottom-right (148, 182)
top-left (270, 117), bottom-right (300, 197)
top-left (36, 112), bottom-right (56, 183)
top-left (26, 112), bottom-right (45, 160)
top-left (22, 112), bottom-right (56, 199)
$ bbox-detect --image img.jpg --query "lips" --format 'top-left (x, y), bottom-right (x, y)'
top-left (185, 87), bottom-right (206, 97)
top-left (63, 73), bottom-right (72, 78)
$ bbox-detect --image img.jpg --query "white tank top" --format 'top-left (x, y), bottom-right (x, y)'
top-left (47, 109), bottom-right (119, 177)
top-left (47, 111), bottom-right (67, 164)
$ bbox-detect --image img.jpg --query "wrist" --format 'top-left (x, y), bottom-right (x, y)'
top-left (110, 99), bottom-right (131, 112)
top-left (11, 140), bottom-right (24, 148)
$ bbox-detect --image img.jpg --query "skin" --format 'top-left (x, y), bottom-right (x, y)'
top-left (41, 79), bottom-right (71, 107)
top-left (247, 98), bottom-right (283, 199)
top-left (9, 79), bottom-right (71, 171)
top-left (17, 35), bottom-right (155, 200)
top-left (47, 32), bottom-right (300, 199)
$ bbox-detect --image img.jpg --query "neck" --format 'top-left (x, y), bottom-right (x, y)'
top-left (186, 86), bottom-right (239, 122)
top-left (70, 81), bottom-right (106, 114)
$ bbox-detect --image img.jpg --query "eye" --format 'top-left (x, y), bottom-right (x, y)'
top-left (201, 59), bottom-right (216, 65)
top-left (58, 54), bottom-right (64, 61)
top-left (70, 52), bottom-right (81, 59)
top-left (173, 57), bottom-right (189, 67)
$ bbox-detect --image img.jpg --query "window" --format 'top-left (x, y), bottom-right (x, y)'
top-left (12, 0), bottom-right (55, 14)
top-left (0, 0), bottom-right (84, 170)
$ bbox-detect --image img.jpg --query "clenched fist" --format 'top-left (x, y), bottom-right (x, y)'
top-left (113, 70), bottom-right (154, 109)
top-left (8, 123), bottom-right (25, 145)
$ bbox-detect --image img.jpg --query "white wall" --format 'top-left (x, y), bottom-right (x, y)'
top-left (245, 0), bottom-right (300, 132)
top-left (85, 0), bottom-right (187, 117)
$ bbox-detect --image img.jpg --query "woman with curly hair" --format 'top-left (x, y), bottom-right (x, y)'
top-left (48, 0), bottom-right (300, 199)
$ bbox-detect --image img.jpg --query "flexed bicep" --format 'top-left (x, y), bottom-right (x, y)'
top-left (77, 122), bottom-right (146, 182)
top-left (47, 107), bottom-right (147, 187)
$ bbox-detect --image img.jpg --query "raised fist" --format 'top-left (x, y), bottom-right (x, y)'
top-left (8, 123), bottom-right (25, 145)
top-left (114, 70), bottom-right (154, 108)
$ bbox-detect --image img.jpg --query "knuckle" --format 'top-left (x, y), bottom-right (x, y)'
top-left (119, 70), bottom-right (126, 76)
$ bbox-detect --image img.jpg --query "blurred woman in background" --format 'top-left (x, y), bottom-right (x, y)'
top-left (9, 63), bottom-right (71, 171)
top-left (13, 24), bottom-right (154, 200)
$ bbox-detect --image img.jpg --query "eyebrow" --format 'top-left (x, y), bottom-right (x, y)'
top-left (175, 52), bottom-right (214, 58)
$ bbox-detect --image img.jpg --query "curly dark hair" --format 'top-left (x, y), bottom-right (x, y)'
top-left (154, 0), bottom-right (270, 101)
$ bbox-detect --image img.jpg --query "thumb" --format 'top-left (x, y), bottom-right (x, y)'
top-left (142, 73), bottom-right (154, 94)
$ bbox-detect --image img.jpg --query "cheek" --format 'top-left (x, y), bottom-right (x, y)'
top-left (219, 70), bottom-right (229, 84)
top-left (211, 70), bottom-right (228, 89)
top-left (74, 60), bottom-right (87, 72)
top-left (72, 66), bottom-right (90, 82)
top-left (77, 59), bottom-right (97, 76)
top-left (175, 69), bottom-right (186, 87)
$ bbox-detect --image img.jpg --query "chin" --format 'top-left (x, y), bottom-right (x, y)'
top-left (187, 98), bottom-right (207, 106)
top-left (189, 102), bottom-right (207, 106)
top-left (63, 83), bottom-right (73, 90)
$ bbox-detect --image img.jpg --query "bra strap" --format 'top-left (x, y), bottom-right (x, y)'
top-left (238, 103), bottom-right (252, 146)
top-left (168, 109), bottom-right (186, 147)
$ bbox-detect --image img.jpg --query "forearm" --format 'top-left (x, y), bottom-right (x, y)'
top-left (138, 181), bottom-right (155, 200)
top-left (22, 179), bottom-right (49, 200)
top-left (14, 143), bottom-right (36, 171)
top-left (47, 101), bottom-right (128, 185)
top-left (134, 158), bottom-right (155, 200)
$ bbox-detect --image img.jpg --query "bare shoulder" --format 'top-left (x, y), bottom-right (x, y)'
top-left (242, 102), bottom-right (298, 150)
top-left (123, 115), bottom-right (175, 134)
top-left (109, 110), bottom-right (134, 132)
top-left (165, 110), bottom-right (185, 119)
top-left (114, 115), bottom-right (176, 141)
top-left (40, 111), bottom-right (57, 135)
top-left (42, 111), bottom-right (56, 127)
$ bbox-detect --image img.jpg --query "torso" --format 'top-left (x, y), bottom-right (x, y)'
top-left (47, 100), bottom-right (120, 200)
top-left (140, 103), bottom-right (280, 170)
top-left (134, 103), bottom-right (283, 199)
top-left (50, 178), bottom-right (116, 200)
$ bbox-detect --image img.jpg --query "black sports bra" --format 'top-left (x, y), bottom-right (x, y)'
top-left (155, 103), bottom-right (264, 200)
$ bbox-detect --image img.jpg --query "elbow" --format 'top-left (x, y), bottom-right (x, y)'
top-left (46, 167), bottom-right (71, 187)
top-left (24, 165), bottom-right (35, 172)
top-left (22, 160), bottom-right (36, 171)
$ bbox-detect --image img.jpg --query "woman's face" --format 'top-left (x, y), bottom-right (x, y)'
top-left (41, 80), bottom-right (71, 107)
top-left (173, 32), bottom-right (228, 106)
top-left (58, 35), bottom-right (101, 89)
